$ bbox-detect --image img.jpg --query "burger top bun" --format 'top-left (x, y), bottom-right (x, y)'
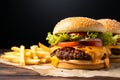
top-left (53, 17), bottom-right (105, 34)
top-left (97, 19), bottom-right (120, 34)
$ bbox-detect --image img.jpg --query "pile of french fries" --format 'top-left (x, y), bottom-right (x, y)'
top-left (0, 43), bottom-right (51, 66)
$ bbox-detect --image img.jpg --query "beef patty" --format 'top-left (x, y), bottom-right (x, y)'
top-left (51, 47), bottom-right (106, 60)
top-left (111, 48), bottom-right (120, 55)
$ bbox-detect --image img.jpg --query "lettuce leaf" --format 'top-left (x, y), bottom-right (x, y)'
top-left (97, 32), bottom-right (120, 45)
top-left (70, 34), bottom-right (82, 41)
top-left (46, 32), bottom-right (82, 46)
top-left (113, 35), bottom-right (120, 44)
top-left (46, 32), bottom-right (69, 46)
top-left (46, 32), bottom-right (120, 46)
top-left (87, 31), bottom-right (98, 38)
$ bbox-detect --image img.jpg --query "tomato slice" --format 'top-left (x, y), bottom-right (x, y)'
top-left (57, 41), bottom-right (80, 47)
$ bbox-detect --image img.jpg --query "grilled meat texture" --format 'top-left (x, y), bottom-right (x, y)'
top-left (51, 47), bottom-right (106, 60)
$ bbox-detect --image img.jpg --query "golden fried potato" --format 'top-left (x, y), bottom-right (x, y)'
top-left (0, 43), bottom-right (51, 66)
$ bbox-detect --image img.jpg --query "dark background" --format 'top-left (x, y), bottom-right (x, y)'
top-left (0, 0), bottom-right (120, 48)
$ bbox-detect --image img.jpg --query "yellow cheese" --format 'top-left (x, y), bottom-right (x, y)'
top-left (104, 57), bottom-right (109, 68)
top-left (74, 46), bottom-right (110, 67)
top-left (51, 56), bottom-right (59, 67)
top-left (50, 46), bottom-right (60, 53)
top-left (50, 46), bottom-right (111, 68)
top-left (107, 45), bottom-right (120, 49)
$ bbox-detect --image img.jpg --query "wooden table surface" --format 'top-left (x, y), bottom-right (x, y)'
top-left (0, 49), bottom-right (120, 80)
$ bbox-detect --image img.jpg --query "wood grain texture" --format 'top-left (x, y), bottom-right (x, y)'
top-left (0, 63), bottom-right (39, 75)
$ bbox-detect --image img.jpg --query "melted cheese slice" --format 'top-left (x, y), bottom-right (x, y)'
top-left (74, 46), bottom-right (110, 68)
top-left (50, 46), bottom-right (110, 68)
top-left (107, 45), bottom-right (120, 49)
top-left (50, 46), bottom-right (61, 53)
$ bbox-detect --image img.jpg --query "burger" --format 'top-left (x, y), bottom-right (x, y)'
top-left (98, 19), bottom-right (120, 63)
top-left (46, 17), bottom-right (111, 69)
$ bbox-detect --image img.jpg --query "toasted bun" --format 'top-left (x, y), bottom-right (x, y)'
top-left (98, 19), bottom-right (120, 62)
top-left (53, 17), bottom-right (105, 34)
top-left (56, 60), bottom-right (105, 69)
top-left (110, 56), bottom-right (120, 63)
top-left (97, 19), bottom-right (120, 34)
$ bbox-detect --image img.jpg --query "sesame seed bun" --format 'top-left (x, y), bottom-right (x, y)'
top-left (98, 19), bottom-right (120, 63)
top-left (53, 17), bottom-right (105, 34)
top-left (97, 19), bottom-right (120, 34)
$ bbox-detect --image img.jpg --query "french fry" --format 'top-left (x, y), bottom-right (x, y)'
top-left (11, 46), bottom-right (20, 52)
top-left (1, 54), bottom-right (20, 61)
top-left (39, 42), bottom-right (50, 52)
top-left (20, 45), bottom-right (25, 66)
top-left (4, 52), bottom-right (19, 56)
top-left (37, 51), bottom-right (50, 56)
top-left (11, 58), bottom-right (20, 63)
top-left (43, 56), bottom-right (51, 62)
top-left (37, 48), bottom-right (42, 51)
top-left (25, 49), bottom-right (31, 52)
top-left (40, 58), bottom-right (47, 63)
top-left (25, 59), bottom-right (40, 65)
top-left (0, 43), bottom-right (51, 66)
top-left (30, 45), bottom-right (39, 59)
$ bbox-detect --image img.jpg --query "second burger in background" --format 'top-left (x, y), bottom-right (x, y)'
top-left (98, 19), bottom-right (120, 63)
top-left (46, 17), bottom-right (111, 69)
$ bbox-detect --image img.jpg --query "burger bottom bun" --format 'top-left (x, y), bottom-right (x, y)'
top-left (56, 60), bottom-right (105, 69)
top-left (110, 56), bottom-right (120, 63)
